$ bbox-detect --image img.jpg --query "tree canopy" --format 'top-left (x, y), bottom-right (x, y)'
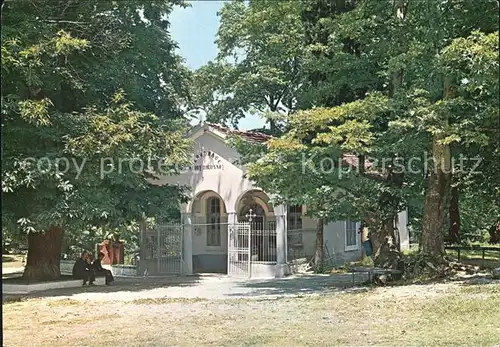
top-left (1, 0), bottom-right (192, 280)
top-left (189, 0), bottom-right (305, 133)
top-left (2, 0), bottom-right (498, 280)
top-left (228, 0), bottom-right (499, 269)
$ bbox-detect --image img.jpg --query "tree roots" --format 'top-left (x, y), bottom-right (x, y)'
top-left (401, 253), bottom-right (481, 282)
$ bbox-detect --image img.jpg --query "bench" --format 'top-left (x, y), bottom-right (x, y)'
top-left (444, 245), bottom-right (500, 268)
top-left (60, 260), bottom-right (109, 285)
top-left (350, 267), bottom-right (403, 285)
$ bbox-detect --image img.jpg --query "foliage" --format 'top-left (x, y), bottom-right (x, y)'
top-left (1, 1), bottom-right (192, 242)
top-left (189, 0), bottom-right (306, 132)
top-left (230, 0), bottom-right (498, 265)
top-left (441, 31), bottom-right (500, 243)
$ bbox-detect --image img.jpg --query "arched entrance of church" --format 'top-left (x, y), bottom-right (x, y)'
top-left (237, 190), bottom-right (276, 263)
top-left (190, 190), bottom-right (228, 273)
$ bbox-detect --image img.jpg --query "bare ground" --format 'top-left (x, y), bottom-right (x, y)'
top-left (3, 274), bottom-right (500, 347)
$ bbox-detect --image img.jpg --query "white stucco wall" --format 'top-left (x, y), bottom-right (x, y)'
top-left (191, 214), bottom-right (228, 256)
top-left (323, 221), bottom-right (362, 264)
top-left (149, 125), bottom-right (410, 272)
top-left (150, 127), bottom-right (277, 272)
top-left (151, 129), bottom-right (260, 214)
top-left (288, 216), bottom-right (362, 264)
top-left (294, 210), bottom-right (410, 265)
top-left (396, 209), bottom-right (409, 251)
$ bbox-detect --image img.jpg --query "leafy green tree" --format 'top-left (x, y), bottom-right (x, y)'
top-left (189, 0), bottom-right (305, 133)
top-left (236, 0), bottom-right (499, 271)
top-left (282, 0), bottom-right (412, 269)
top-left (232, 0), bottom-right (411, 269)
top-left (443, 30), bottom-right (500, 244)
top-left (295, 0), bottom-right (499, 265)
top-left (240, 94), bottom-right (412, 270)
top-left (388, 1), bottom-right (497, 262)
top-left (1, 0), bottom-right (191, 281)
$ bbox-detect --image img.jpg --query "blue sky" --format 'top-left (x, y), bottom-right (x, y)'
top-left (169, 1), bottom-right (266, 131)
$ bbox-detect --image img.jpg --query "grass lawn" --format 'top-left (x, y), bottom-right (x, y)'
top-left (445, 249), bottom-right (500, 269)
top-left (3, 281), bottom-right (500, 347)
top-left (403, 246), bottom-right (500, 269)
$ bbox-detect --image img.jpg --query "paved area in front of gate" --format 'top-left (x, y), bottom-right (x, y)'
top-left (4, 275), bottom-right (499, 347)
top-left (4, 273), bottom-right (371, 302)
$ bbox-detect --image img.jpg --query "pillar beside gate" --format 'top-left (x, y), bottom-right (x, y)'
top-left (227, 211), bottom-right (238, 226)
top-left (139, 216), bottom-right (147, 276)
top-left (274, 204), bottom-right (288, 278)
top-left (181, 212), bottom-right (193, 275)
top-left (227, 211), bottom-right (238, 267)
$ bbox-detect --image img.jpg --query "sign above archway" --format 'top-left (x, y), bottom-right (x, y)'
top-left (189, 150), bottom-right (224, 171)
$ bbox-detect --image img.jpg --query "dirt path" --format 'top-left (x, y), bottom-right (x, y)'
top-left (3, 275), bottom-right (500, 347)
top-left (6, 273), bottom-right (373, 302)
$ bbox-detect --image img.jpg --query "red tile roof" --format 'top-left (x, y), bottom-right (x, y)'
top-left (206, 122), bottom-right (272, 143)
top-left (342, 154), bottom-right (373, 170)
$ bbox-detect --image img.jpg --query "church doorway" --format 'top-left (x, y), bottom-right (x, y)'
top-left (238, 192), bottom-right (276, 263)
top-left (190, 190), bottom-right (228, 273)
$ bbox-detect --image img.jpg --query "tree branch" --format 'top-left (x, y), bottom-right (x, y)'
top-left (46, 20), bottom-right (89, 25)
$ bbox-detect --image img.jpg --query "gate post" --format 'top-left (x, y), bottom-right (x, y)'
top-left (227, 212), bottom-right (237, 275)
top-left (139, 214), bottom-right (147, 276)
top-left (247, 222), bottom-right (252, 279)
top-left (157, 224), bottom-right (160, 274)
top-left (181, 212), bottom-right (193, 275)
top-left (275, 205), bottom-right (288, 278)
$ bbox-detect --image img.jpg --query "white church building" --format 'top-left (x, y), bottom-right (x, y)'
top-left (141, 122), bottom-right (409, 278)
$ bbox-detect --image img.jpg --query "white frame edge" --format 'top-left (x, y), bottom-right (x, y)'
top-left (344, 220), bottom-right (360, 252)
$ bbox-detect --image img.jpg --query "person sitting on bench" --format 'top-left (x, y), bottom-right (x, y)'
top-left (92, 252), bottom-right (114, 285)
top-left (72, 251), bottom-right (95, 286)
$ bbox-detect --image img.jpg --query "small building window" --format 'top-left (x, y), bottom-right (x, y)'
top-left (345, 220), bottom-right (358, 251)
top-left (287, 205), bottom-right (302, 231)
top-left (207, 197), bottom-right (221, 246)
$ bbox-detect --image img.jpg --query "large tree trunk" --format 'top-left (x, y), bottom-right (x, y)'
top-left (390, 0), bottom-right (407, 96)
top-left (365, 0), bottom-right (406, 274)
top-left (419, 78), bottom-right (453, 262)
top-left (448, 183), bottom-right (461, 244)
top-left (369, 218), bottom-right (401, 270)
top-left (419, 138), bottom-right (451, 261)
top-left (314, 218), bottom-right (324, 272)
top-left (489, 221), bottom-right (500, 244)
top-left (23, 226), bottom-right (64, 281)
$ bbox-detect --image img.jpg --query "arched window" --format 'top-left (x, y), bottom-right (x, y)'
top-left (206, 197), bottom-right (221, 246)
top-left (287, 205), bottom-right (302, 231)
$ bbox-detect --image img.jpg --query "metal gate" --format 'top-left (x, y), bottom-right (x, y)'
top-left (141, 223), bottom-right (183, 275)
top-left (227, 222), bottom-right (251, 278)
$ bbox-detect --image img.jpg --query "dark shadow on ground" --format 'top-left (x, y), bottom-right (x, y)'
top-left (455, 275), bottom-right (499, 287)
top-left (225, 272), bottom-right (500, 298)
top-left (7, 272), bottom-right (495, 303)
top-left (3, 274), bottom-right (203, 302)
top-left (3, 274), bottom-right (75, 284)
top-left (454, 258), bottom-right (500, 269)
top-left (387, 272), bottom-right (499, 288)
top-left (2, 273), bottom-right (373, 302)
top-left (224, 274), bottom-right (374, 298)
top-left (2, 271), bottom-right (25, 279)
top-left (446, 250), bottom-right (500, 269)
